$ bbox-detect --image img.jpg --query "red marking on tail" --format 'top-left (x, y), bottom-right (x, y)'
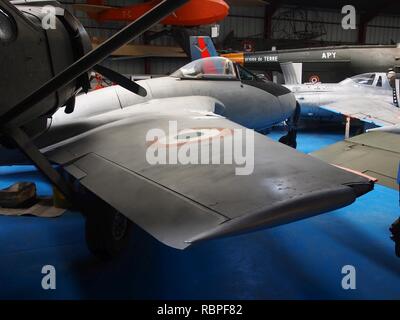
top-left (197, 37), bottom-right (217, 74)
top-left (198, 37), bottom-right (211, 58)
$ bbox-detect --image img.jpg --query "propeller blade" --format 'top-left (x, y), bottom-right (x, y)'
top-left (93, 65), bottom-right (147, 97)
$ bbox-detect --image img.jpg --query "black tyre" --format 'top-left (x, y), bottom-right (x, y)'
top-left (85, 203), bottom-right (132, 260)
top-left (279, 130), bottom-right (297, 149)
top-left (390, 218), bottom-right (400, 258)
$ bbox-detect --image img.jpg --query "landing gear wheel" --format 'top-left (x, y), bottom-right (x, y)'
top-left (85, 204), bottom-right (132, 260)
top-left (279, 130), bottom-right (297, 149)
top-left (279, 102), bottom-right (300, 149)
top-left (390, 218), bottom-right (400, 258)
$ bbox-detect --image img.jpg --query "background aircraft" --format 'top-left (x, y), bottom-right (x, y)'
top-left (75, 0), bottom-right (229, 26)
top-left (310, 69), bottom-right (400, 190)
top-left (282, 70), bottom-right (399, 125)
top-left (310, 70), bottom-right (400, 256)
top-left (191, 37), bottom-right (400, 126)
top-left (222, 45), bottom-right (400, 83)
top-left (0, 0), bottom-right (374, 259)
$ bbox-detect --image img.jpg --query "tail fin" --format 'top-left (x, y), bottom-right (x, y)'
top-left (189, 36), bottom-right (218, 61)
top-left (280, 62), bottom-right (302, 85)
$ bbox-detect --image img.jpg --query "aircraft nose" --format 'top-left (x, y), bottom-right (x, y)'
top-left (239, 80), bottom-right (297, 126)
top-left (278, 91), bottom-right (297, 120)
top-left (255, 81), bottom-right (297, 120)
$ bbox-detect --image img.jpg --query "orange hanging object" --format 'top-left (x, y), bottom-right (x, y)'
top-left (84, 0), bottom-right (230, 26)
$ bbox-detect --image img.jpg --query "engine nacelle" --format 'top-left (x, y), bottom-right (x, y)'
top-left (0, 0), bottom-right (91, 133)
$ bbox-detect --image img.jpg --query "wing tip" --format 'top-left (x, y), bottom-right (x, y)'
top-left (186, 184), bottom-right (372, 246)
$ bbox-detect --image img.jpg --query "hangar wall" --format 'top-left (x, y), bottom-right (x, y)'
top-left (63, 1), bottom-right (400, 75)
top-left (220, 6), bottom-right (265, 39)
top-left (272, 6), bottom-right (400, 44)
top-left (367, 15), bottom-right (400, 44)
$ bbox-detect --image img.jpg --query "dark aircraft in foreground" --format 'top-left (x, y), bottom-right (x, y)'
top-left (0, 0), bottom-right (373, 259)
top-left (222, 44), bottom-right (400, 83)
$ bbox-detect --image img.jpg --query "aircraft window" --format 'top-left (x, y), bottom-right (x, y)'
top-left (237, 65), bottom-right (255, 81)
top-left (377, 76), bottom-right (382, 87)
top-left (171, 57), bottom-right (237, 80)
top-left (351, 73), bottom-right (375, 85)
top-left (0, 8), bottom-right (17, 43)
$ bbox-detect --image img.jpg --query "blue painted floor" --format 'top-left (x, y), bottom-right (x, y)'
top-left (0, 128), bottom-right (399, 300)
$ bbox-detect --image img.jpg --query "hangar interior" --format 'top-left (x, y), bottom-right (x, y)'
top-left (1, 0), bottom-right (400, 300)
top-left (63, 0), bottom-right (400, 75)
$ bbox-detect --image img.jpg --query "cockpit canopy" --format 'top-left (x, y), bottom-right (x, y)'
top-left (339, 73), bottom-right (391, 90)
top-left (171, 57), bottom-right (238, 80)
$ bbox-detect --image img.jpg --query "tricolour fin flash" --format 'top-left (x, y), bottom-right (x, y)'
top-left (189, 36), bottom-right (218, 61)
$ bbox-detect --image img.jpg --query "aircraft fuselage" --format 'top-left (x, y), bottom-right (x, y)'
top-left (224, 45), bottom-right (400, 83)
top-left (0, 72), bottom-right (297, 165)
top-left (284, 72), bottom-right (395, 121)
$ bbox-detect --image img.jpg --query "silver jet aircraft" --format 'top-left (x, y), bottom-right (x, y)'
top-left (55, 57), bottom-right (297, 140)
top-left (282, 67), bottom-right (400, 126)
top-left (0, 0), bottom-right (374, 259)
top-left (1, 57), bottom-right (374, 258)
top-left (308, 71), bottom-right (400, 256)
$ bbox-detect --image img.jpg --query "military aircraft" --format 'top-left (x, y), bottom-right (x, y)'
top-left (309, 70), bottom-right (400, 257)
top-left (186, 35), bottom-right (400, 257)
top-left (313, 117), bottom-right (400, 260)
top-left (310, 69), bottom-right (400, 190)
top-left (222, 45), bottom-right (400, 83)
top-left (0, 0), bottom-right (374, 259)
top-left (282, 69), bottom-right (399, 124)
top-left (1, 56), bottom-right (300, 160)
top-left (190, 37), bottom-right (400, 125)
top-left (273, 64), bottom-right (400, 189)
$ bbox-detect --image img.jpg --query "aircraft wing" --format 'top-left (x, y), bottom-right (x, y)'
top-left (320, 98), bottom-right (400, 127)
top-left (312, 130), bottom-right (400, 190)
top-left (43, 96), bottom-right (374, 249)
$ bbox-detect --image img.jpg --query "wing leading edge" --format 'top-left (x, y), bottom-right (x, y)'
top-left (312, 130), bottom-right (400, 190)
